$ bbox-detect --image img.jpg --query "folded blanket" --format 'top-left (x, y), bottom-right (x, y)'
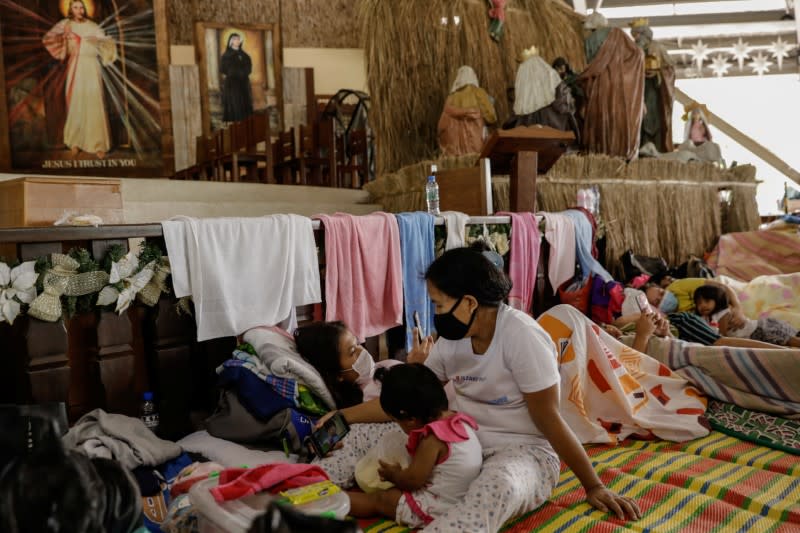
top-left (63, 409), bottom-right (182, 470)
top-left (243, 327), bottom-right (336, 409)
top-left (631, 335), bottom-right (800, 420)
top-left (538, 304), bottom-right (709, 443)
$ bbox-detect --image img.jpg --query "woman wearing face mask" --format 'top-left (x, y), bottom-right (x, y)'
top-left (312, 248), bottom-right (640, 532)
top-left (294, 321), bottom-right (401, 409)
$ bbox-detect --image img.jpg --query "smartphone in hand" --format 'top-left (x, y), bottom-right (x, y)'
top-left (636, 293), bottom-right (653, 314)
top-left (413, 311), bottom-right (425, 343)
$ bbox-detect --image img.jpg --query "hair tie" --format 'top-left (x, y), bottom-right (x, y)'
top-left (482, 250), bottom-right (504, 270)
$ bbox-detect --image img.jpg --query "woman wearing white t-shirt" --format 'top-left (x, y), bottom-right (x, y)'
top-left (315, 248), bottom-right (640, 531)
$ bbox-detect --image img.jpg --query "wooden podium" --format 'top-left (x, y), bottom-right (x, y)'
top-left (479, 126), bottom-right (575, 212)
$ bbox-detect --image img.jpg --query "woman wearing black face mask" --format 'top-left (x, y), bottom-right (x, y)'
top-left (413, 248), bottom-right (639, 530)
top-left (313, 248), bottom-right (640, 531)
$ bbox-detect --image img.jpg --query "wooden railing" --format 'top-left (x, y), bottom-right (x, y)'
top-left (0, 224), bottom-right (234, 439)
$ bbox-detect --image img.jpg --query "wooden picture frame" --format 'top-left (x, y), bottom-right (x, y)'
top-left (194, 21), bottom-right (283, 136)
top-left (0, 0), bottom-right (174, 177)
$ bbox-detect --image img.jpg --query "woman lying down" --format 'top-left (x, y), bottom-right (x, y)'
top-left (295, 247), bottom-right (709, 531)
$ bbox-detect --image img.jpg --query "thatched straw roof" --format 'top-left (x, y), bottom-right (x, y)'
top-left (364, 154), bottom-right (761, 275)
top-left (360, 0), bottom-right (585, 174)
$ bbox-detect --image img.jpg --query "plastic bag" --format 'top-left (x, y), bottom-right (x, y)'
top-left (354, 429), bottom-right (410, 493)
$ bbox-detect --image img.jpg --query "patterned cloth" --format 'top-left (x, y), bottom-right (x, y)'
top-left (217, 350), bottom-right (299, 403)
top-left (666, 311), bottom-right (721, 345)
top-left (716, 273), bottom-right (800, 330)
top-left (751, 316), bottom-right (799, 346)
top-left (538, 304), bottom-right (709, 444)
top-left (706, 400), bottom-right (800, 455)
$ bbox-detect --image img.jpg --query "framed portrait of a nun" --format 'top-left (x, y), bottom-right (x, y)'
top-left (194, 22), bottom-right (283, 136)
top-left (0, 0), bottom-right (174, 176)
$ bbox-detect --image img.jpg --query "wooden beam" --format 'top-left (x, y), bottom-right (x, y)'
top-left (608, 11), bottom-right (785, 27)
top-left (674, 87), bottom-right (800, 187)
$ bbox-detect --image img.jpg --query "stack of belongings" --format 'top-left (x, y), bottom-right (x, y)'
top-left (205, 326), bottom-right (336, 460)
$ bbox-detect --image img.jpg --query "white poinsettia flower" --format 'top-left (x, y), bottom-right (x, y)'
top-left (109, 252), bottom-right (139, 284)
top-left (0, 261), bottom-right (38, 324)
top-left (96, 286), bottom-right (120, 307)
top-left (115, 266), bottom-right (154, 314)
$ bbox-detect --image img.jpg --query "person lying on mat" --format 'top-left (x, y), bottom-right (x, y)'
top-left (294, 321), bottom-right (403, 410)
top-left (694, 285), bottom-right (800, 348)
top-left (312, 247), bottom-right (641, 532)
top-left (346, 364), bottom-right (483, 529)
top-left (615, 280), bottom-right (777, 349)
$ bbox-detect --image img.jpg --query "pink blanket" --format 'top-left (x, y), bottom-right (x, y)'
top-left (496, 211), bottom-right (540, 313)
top-left (314, 213), bottom-right (403, 342)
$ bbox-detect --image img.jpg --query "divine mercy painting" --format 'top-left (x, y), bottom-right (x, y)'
top-left (0, 0), bottom-right (172, 175)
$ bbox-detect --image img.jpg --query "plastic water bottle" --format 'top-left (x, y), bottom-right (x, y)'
top-left (426, 165), bottom-right (440, 215)
top-left (140, 391), bottom-right (159, 433)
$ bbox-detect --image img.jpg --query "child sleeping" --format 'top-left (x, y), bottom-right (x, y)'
top-left (345, 364), bottom-right (482, 528)
top-left (694, 285), bottom-right (800, 348)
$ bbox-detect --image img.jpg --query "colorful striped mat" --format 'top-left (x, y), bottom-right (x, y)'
top-left (707, 230), bottom-right (800, 282)
top-left (360, 431), bottom-right (800, 532)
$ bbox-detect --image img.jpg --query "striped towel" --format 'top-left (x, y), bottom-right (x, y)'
top-left (643, 337), bottom-right (800, 420)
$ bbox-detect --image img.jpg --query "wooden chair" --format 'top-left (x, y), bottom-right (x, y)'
top-left (191, 134), bottom-right (219, 181)
top-left (338, 129), bottom-right (369, 189)
top-left (216, 118), bottom-right (270, 182)
top-left (297, 119), bottom-right (336, 186)
top-left (247, 111), bottom-right (275, 184)
top-left (272, 127), bottom-right (298, 184)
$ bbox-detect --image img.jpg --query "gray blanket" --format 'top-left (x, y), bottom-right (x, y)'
top-left (63, 409), bottom-right (182, 470)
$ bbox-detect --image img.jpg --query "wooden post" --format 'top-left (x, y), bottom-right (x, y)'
top-left (510, 151), bottom-right (538, 212)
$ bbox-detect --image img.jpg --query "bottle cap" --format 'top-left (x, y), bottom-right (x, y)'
top-left (143, 391), bottom-right (154, 401)
top-left (427, 175), bottom-right (436, 182)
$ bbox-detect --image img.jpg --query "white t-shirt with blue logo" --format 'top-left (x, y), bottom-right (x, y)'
top-left (425, 304), bottom-right (560, 455)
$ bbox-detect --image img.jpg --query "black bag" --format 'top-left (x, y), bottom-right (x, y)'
top-left (620, 250), bottom-right (669, 283)
top-left (205, 391), bottom-right (317, 459)
top-left (247, 502), bottom-right (359, 533)
top-left (673, 256), bottom-right (715, 279)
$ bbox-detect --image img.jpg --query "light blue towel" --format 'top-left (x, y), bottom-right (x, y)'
top-left (395, 212), bottom-right (436, 351)
top-left (563, 210), bottom-right (613, 282)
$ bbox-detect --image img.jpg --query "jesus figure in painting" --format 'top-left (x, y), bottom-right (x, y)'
top-left (43, 0), bottom-right (117, 159)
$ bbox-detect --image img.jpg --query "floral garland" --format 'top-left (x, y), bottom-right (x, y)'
top-left (0, 242), bottom-right (170, 325)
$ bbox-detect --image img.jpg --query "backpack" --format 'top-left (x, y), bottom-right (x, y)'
top-left (205, 390), bottom-right (318, 459)
top-left (590, 277), bottom-right (624, 325)
top-left (620, 250), bottom-right (668, 283)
